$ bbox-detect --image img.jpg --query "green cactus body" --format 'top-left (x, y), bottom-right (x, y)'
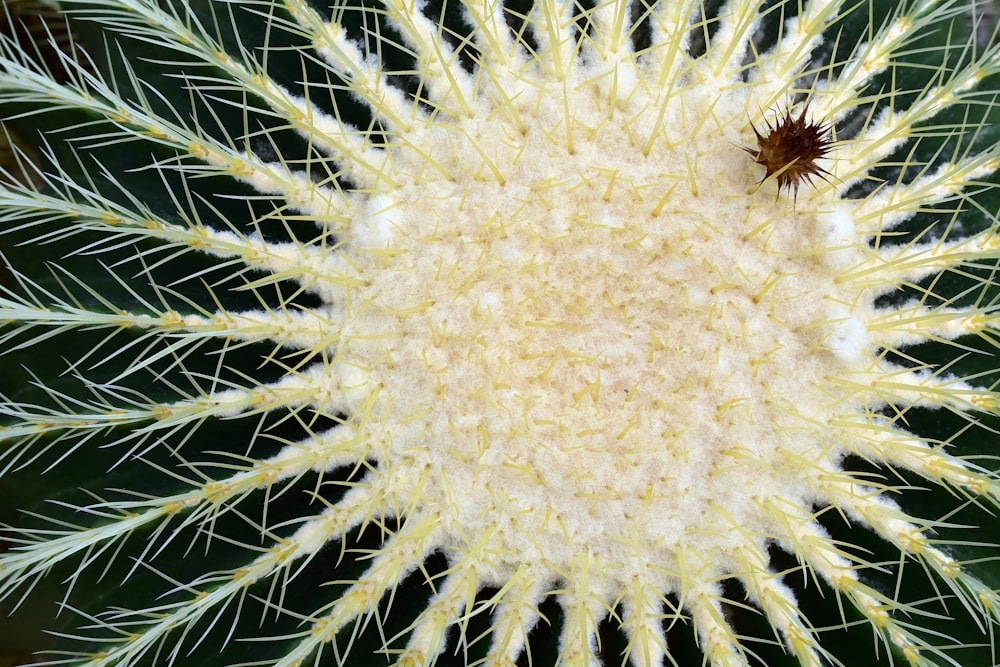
top-left (2, 0), bottom-right (1000, 665)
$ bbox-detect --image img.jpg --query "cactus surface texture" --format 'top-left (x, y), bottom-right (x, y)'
top-left (3, 1), bottom-right (1000, 666)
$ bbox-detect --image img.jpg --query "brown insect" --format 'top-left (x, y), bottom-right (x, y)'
top-left (743, 104), bottom-right (834, 201)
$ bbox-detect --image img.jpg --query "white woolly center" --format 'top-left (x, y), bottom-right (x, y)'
top-left (337, 70), bottom-right (868, 591)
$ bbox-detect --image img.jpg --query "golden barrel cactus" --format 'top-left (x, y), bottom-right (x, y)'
top-left (2, 1), bottom-right (1000, 666)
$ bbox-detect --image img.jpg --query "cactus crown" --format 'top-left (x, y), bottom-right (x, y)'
top-left (2, 1), bottom-right (1000, 666)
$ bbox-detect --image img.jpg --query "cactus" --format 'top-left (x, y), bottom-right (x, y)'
top-left (2, 0), bottom-right (1000, 665)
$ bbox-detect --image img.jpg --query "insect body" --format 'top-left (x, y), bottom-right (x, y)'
top-left (743, 105), bottom-right (833, 200)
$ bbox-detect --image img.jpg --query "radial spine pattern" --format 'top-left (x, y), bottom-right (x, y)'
top-left (2, 0), bottom-right (1000, 666)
